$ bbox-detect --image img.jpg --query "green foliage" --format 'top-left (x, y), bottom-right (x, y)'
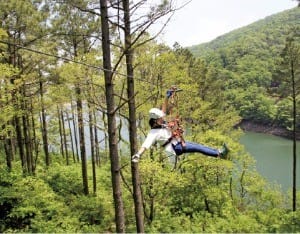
top-left (1, 149), bottom-right (300, 233)
top-left (128, 146), bottom-right (300, 233)
top-left (42, 161), bottom-right (84, 197)
top-left (0, 168), bottom-right (78, 233)
top-left (278, 209), bottom-right (300, 232)
top-left (188, 7), bottom-right (300, 129)
top-left (272, 27), bottom-right (300, 129)
top-left (0, 2), bottom-right (299, 233)
top-left (230, 86), bottom-right (277, 123)
top-left (0, 160), bottom-right (117, 233)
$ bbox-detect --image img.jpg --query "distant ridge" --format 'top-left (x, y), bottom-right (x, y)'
top-left (188, 7), bottom-right (300, 58)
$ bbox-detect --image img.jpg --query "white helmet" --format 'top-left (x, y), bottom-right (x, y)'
top-left (149, 108), bottom-right (165, 119)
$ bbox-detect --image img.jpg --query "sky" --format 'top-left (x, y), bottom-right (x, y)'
top-left (153, 0), bottom-right (298, 47)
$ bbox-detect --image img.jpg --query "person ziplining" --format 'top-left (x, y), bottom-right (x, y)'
top-left (132, 87), bottom-right (229, 163)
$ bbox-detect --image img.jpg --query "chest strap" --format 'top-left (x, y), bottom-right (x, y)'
top-left (162, 137), bottom-right (173, 147)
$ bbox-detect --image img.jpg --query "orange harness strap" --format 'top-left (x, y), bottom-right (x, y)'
top-left (167, 86), bottom-right (185, 147)
top-left (167, 117), bottom-right (186, 147)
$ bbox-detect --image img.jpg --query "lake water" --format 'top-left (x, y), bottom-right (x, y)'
top-left (240, 131), bottom-right (300, 192)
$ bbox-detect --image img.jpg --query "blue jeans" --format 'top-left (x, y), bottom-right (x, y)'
top-left (173, 141), bottom-right (219, 157)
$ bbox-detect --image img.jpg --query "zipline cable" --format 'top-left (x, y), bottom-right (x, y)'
top-left (0, 39), bottom-right (102, 70)
top-left (0, 39), bottom-right (174, 89)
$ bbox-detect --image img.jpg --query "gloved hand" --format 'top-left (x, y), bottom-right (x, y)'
top-left (132, 153), bottom-right (140, 163)
top-left (166, 90), bottom-right (174, 99)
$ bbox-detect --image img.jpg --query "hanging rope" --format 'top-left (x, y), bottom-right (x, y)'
top-left (165, 86), bottom-right (185, 168)
top-left (167, 86), bottom-right (185, 144)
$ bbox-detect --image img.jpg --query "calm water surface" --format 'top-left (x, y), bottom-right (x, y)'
top-left (240, 131), bottom-right (300, 192)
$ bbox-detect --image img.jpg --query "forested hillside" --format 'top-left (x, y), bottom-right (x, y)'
top-left (189, 7), bottom-right (299, 57)
top-left (0, 1), bottom-right (299, 233)
top-left (189, 7), bottom-right (300, 133)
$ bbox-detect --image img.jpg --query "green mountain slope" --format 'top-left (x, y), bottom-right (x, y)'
top-left (187, 7), bottom-right (300, 129)
top-left (188, 7), bottom-right (299, 58)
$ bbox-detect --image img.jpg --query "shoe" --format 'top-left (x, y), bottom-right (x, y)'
top-left (219, 143), bottom-right (229, 159)
top-left (132, 154), bottom-right (140, 163)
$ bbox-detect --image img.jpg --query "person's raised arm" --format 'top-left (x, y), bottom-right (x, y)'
top-left (162, 89), bottom-right (174, 115)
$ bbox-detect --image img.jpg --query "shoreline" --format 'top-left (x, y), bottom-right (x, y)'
top-left (237, 120), bottom-right (300, 140)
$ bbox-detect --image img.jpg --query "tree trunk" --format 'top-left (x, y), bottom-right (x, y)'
top-left (71, 103), bottom-right (80, 162)
top-left (100, 0), bottom-right (125, 232)
top-left (93, 110), bottom-right (101, 166)
top-left (4, 138), bottom-right (12, 170)
top-left (3, 120), bottom-right (14, 170)
top-left (122, 0), bottom-right (144, 232)
top-left (66, 111), bottom-right (76, 163)
top-left (57, 106), bottom-right (65, 158)
top-left (14, 115), bottom-right (26, 173)
top-left (8, 35), bottom-right (25, 173)
top-left (76, 85), bottom-right (89, 195)
top-left (102, 110), bottom-right (108, 153)
top-left (40, 80), bottom-right (50, 167)
top-left (88, 103), bottom-right (97, 194)
top-left (22, 110), bottom-right (33, 174)
top-left (291, 59), bottom-right (297, 211)
top-left (30, 99), bottom-right (38, 173)
top-left (60, 109), bottom-right (69, 165)
top-left (20, 84), bottom-right (34, 174)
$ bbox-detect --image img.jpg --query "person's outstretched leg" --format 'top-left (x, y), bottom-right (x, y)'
top-left (184, 141), bottom-right (219, 157)
top-left (174, 141), bottom-right (219, 157)
top-left (173, 142), bottom-right (229, 158)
